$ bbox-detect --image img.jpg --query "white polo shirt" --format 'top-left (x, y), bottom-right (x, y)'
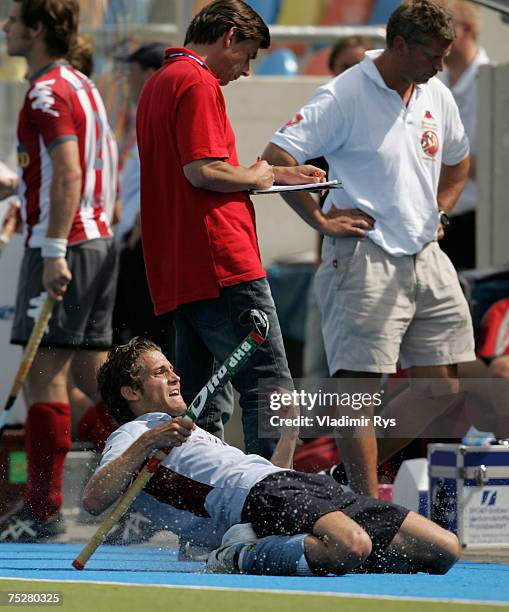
top-left (271, 50), bottom-right (470, 256)
top-left (441, 47), bottom-right (490, 215)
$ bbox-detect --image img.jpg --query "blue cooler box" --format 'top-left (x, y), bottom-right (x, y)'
top-left (428, 443), bottom-right (509, 548)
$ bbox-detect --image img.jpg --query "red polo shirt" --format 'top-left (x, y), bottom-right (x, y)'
top-left (137, 48), bottom-right (265, 315)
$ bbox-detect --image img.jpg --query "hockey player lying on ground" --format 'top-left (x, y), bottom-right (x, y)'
top-left (82, 338), bottom-right (460, 575)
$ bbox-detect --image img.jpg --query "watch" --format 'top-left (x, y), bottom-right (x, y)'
top-left (438, 210), bottom-right (450, 229)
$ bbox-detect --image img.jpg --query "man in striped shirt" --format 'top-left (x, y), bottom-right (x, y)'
top-left (0, 0), bottom-right (117, 542)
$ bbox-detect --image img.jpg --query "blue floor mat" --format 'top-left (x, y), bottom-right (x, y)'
top-left (0, 544), bottom-right (507, 605)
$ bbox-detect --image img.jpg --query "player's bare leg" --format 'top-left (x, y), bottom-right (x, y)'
top-left (69, 350), bottom-right (115, 448)
top-left (306, 511), bottom-right (372, 575)
top-left (26, 347), bottom-right (74, 404)
top-left (366, 511), bottom-right (461, 574)
top-left (334, 371), bottom-right (380, 498)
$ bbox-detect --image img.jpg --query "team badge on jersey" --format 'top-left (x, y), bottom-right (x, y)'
top-left (29, 79), bottom-right (59, 117)
top-left (421, 129), bottom-right (439, 158)
top-left (17, 146), bottom-right (30, 168)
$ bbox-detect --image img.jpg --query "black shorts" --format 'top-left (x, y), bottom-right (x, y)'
top-left (242, 471), bottom-right (409, 565)
top-left (11, 238), bottom-right (117, 350)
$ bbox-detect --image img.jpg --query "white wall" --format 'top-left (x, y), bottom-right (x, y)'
top-left (477, 62), bottom-right (509, 267)
top-left (0, 82), bottom-right (28, 425)
top-left (477, 10), bottom-right (509, 267)
top-left (479, 7), bottom-right (509, 64)
top-left (0, 224), bottom-right (24, 425)
top-left (224, 76), bottom-right (327, 266)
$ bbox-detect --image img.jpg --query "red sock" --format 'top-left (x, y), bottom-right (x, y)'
top-left (24, 402), bottom-right (71, 520)
top-left (76, 401), bottom-right (116, 451)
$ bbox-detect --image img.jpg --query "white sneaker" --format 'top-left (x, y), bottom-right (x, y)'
top-left (206, 523), bottom-right (258, 573)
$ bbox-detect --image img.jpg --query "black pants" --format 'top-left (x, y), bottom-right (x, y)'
top-left (439, 210), bottom-right (475, 271)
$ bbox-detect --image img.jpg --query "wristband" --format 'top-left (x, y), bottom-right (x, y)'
top-left (41, 237), bottom-right (68, 258)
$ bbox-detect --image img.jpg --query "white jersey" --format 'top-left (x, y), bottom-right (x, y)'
top-left (441, 47), bottom-right (490, 215)
top-left (271, 50), bottom-right (470, 256)
top-left (97, 413), bottom-right (285, 533)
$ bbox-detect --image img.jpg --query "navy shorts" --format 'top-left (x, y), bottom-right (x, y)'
top-left (242, 471), bottom-right (409, 566)
top-left (11, 238), bottom-right (117, 350)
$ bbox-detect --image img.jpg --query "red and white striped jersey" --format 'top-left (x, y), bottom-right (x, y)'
top-left (16, 61), bottom-right (115, 247)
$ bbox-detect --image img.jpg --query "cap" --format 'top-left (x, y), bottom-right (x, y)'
top-left (116, 42), bottom-right (167, 71)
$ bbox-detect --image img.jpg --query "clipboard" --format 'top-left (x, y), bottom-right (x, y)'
top-left (251, 179), bottom-right (341, 195)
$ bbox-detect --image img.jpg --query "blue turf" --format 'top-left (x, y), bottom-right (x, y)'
top-left (0, 544), bottom-right (507, 605)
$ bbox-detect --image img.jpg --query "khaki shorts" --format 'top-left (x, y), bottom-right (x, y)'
top-left (314, 236), bottom-right (475, 374)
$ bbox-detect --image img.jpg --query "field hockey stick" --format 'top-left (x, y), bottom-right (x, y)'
top-left (72, 308), bottom-right (270, 570)
top-left (0, 295), bottom-right (56, 437)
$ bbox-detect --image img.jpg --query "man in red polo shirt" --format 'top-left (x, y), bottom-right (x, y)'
top-left (137, 0), bottom-right (366, 456)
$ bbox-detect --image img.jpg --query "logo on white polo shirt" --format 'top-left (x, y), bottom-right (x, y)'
top-left (279, 113), bottom-right (304, 133)
top-left (421, 129), bottom-right (439, 158)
